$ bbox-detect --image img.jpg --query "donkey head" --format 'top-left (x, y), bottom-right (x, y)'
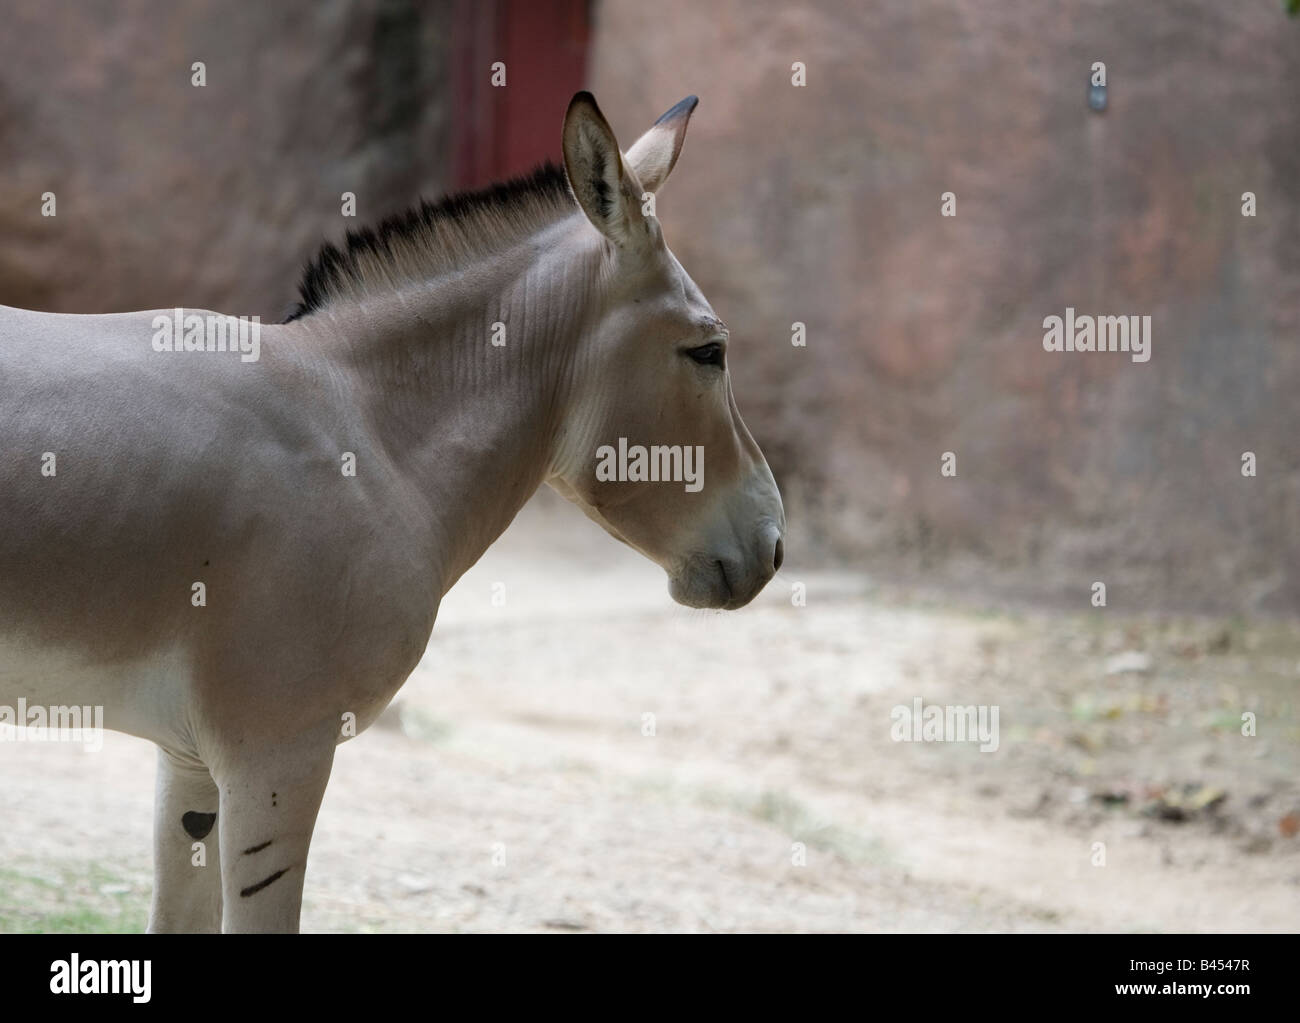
top-left (549, 92), bottom-right (785, 610)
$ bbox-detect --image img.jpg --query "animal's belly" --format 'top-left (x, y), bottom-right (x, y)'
top-left (0, 635), bottom-right (193, 748)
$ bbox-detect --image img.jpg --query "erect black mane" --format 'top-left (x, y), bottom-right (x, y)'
top-left (282, 161), bottom-right (574, 322)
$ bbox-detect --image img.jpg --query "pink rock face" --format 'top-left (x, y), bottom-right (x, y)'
top-left (0, 1), bottom-right (455, 320)
top-left (590, 0), bottom-right (1300, 613)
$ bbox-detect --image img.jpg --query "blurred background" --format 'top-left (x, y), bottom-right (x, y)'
top-left (1, 1), bottom-right (1298, 932)
top-left (1, 0), bottom-right (1297, 613)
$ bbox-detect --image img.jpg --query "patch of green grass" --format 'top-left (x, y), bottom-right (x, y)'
top-left (751, 789), bottom-right (884, 860)
top-left (1204, 710), bottom-right (1248, 733)
top-left (715, 785), bottom-right (889, 865)
top-left (0, 863), bottom-right (147, 934)
top-left (626, 773), bottom-right (888, 865)
top-left (399, 706), bottom-right (455, 746)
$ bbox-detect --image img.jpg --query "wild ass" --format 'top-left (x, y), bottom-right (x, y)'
top-left (0, 92), bottom-right (785, 932)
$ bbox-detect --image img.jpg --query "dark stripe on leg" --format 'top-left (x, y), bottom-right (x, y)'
top-left (242, 839), bottom-right (273, 855)
top-left (240, 867), bottom-right (290, 898)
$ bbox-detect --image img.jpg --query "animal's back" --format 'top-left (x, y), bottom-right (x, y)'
top-left (0, 305), bottom-right (312, 667)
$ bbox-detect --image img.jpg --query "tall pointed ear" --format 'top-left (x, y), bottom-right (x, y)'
top-left (624, 96), bottom-right (698, 193)
top-left (562, 91), bottom-right (646, 245)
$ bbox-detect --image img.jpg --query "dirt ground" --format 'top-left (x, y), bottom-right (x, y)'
top-left (2, 493), bottom-right (1298, 933)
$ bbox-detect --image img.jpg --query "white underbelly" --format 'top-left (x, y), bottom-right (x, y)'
top-left (0, 636), bottom-right (192, 746)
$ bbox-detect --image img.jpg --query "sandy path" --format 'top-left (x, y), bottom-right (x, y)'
top-left (2, 494), bottom-right (1297, 932)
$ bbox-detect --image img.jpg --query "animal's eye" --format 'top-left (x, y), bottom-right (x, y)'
top-left (685, 342), bottom-right (725, 368)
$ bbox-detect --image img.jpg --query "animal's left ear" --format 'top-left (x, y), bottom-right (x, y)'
top-left (562, 91), bottom-right (647, 247)
top-left (624, 96), bottom-right (698, 193)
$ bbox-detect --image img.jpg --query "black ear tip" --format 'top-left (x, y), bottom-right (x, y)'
top-left (655, 95), bottom-right (699, 125)
top-left (566, 91), bottom-right (613, 130)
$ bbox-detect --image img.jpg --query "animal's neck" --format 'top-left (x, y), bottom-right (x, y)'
top-left (299, 217), bottom-right (600, 595)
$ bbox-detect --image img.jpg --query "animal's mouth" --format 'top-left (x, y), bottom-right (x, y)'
top-left (669, 555), bottom-right (762, 610)
top-left (715, 559), bottom-right (732, 602)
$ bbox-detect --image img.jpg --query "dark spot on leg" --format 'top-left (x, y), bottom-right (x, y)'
top-left (240, 867), bottom-right (290, 898)
top-left (181, 811), bottom-right (216, 840)
top-left (243, 839), bottom-right (273, 855)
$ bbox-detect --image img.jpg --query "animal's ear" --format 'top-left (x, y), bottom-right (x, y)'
top-left (624, 96), bottom-right (698, 193)
top-left (562, 91), bottom-right (647, 246)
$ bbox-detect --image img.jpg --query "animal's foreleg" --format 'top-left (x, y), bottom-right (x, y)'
top-left (147, 748), bottom-right (223, 933)
top-left (214, 738), bottom-right (335, 933)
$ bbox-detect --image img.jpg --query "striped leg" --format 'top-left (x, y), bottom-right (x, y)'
top-left (214, 737), bottom-right (336, 933)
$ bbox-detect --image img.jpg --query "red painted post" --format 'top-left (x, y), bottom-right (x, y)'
top-left (450, 0), bottom-right (590, 189)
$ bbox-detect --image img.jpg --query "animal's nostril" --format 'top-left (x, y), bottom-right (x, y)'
top-left (772, 536), bottom-right (784, 573)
